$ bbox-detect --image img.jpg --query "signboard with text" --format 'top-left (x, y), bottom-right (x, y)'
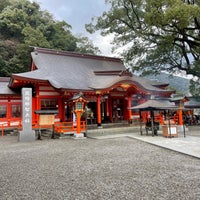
top-left (23, 88), bottom-right (32, 128)
top-left (19, 88), bottom-right (35, 142)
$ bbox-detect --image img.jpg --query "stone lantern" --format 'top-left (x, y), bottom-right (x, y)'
top-left (71, 93), bottom-right (88, 137)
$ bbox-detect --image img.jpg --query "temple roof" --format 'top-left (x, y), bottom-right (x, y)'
top-left (0, 77), bottom-right (19, 96)
top-left (10, 47), bottom-right (173, 94)
top-left (184, 96), bottom-right (200, 108)
top-left (131, 99), bottom-right (178, 110)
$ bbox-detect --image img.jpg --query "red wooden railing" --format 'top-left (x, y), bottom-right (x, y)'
top-left (1, 121), bottom-right (86, 137)
top-left (54, 121), bottom-right (86, 135)
top-left (0, 121), bottom-right (22, 137)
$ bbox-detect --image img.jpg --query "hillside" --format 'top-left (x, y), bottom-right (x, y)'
top-left (144, 73), bottom-right (191, 95)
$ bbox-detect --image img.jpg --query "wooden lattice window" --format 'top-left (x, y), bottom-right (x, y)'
top-left (0, 105), bottom-right (7, 118)
top-left (41, 99), bottom-right (58, 110)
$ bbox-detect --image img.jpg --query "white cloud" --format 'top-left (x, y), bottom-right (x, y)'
top-left (90, 33), bottom-right (113, 56)
top-left (36, 0), bottom-right (113, 55)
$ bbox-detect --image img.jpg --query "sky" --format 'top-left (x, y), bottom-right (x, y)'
top-left (36, 0), bottom-right (113, 55)
top-left (35, 1), bottom-right (194, 80)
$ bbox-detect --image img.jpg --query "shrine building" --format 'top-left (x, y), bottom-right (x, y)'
top-left (0, 47), bottom-right (175, 129)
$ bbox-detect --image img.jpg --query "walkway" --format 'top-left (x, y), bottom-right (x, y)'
top-left (87, 128), bottom-right (200, 159)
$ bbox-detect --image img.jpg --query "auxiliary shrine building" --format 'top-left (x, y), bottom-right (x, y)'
top-left (0, 47), bottom-right (175, 129)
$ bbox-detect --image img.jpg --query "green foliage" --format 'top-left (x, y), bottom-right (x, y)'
top-left (0, 0), bottom-right (11, 12)
top-left (86, 0), bottom-right (200, 81)
top-left (0, 0), bottom-right (100, 77)
top-left (190, 79), bottom-right (200, 96)
top-left (75, 36), bottom-right (101, 55)
top-left (22, 26), bottom-right (50, 47)
top-left (45, 21), bottom-right (77, 51)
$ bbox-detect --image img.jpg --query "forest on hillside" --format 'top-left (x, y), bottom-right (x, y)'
top-left (0, 0), bottom-right (99, 77)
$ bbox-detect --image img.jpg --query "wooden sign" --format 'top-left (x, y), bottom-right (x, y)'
top-left (39, 115), bottom-right (55, 125)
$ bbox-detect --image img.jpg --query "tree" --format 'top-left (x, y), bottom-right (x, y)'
top-left (0, 0), bottom-right (52, 76)
top-left (0, 0), bottom-right (100, 76)
top-left (0, 0), bottom-right (11, 12)
top-left (86, 0), bottom-right (200, 79)
top-left (75, 35), bottom-right (101, 55)
top-left (190, 79), bottom-right (200, 95)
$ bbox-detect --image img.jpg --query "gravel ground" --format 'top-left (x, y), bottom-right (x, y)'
top-left (0, 136), bottom-right (200, 200)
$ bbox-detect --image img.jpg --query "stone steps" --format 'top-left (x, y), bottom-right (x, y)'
top-left (85, 126), bottom-right (140, 137)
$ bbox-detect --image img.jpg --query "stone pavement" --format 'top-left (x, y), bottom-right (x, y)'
top-left (87, 129), bottom-right (200, 159)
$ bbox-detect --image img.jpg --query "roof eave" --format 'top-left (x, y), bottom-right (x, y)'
top-left (9, 74), bottom-right (48, 88)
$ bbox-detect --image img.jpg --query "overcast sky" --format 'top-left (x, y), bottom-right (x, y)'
top-left (36, 0), bottom-right (113, 55)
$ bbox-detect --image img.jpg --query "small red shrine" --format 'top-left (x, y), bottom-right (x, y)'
top-left (0, 47), bottom-right (175, 132)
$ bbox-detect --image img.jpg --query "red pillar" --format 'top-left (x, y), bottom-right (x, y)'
top-left (32, 97), bottom-right (36, 124)
top-left (58, 96), bottom-right (65, 122)
top-left (109, 98), bottom-right (113, 122)
top-left (35, 86), bottom-right (40, 124)
top-left (159, 112), bottom-right (164, 125)
top-left (76, 111), bottom-right (81, 134)
top-left (128, 96), bottom-right (132, 121)
top-left (97, 95), bottom-right (101, 126)
top-left (7, 97), bottom-right (11, 126)
top-left (106, 99), bottom-right (109, 117)
top-left (178, 109), bottom-right (183, 125)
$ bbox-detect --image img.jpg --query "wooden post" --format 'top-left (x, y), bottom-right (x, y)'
top-left (97, 95), bottom-right (101, 126)
top-left (109, 98), bottom-right (113, 122)
top-left (106, 98), bottom-right (109, 117)
top-left (7, 97), bottom-right (11, 127)
top-left (178, 109), bottom-right (183, 125)
top-left (128, 96), bottom-right (132, 122)
top-left (168, 110), bottom-right (172, 138)
top-left (150, 110), bottom-right (154, 136)
top-left (58, 96), bottom-right (65, 122)
top-left (139, 110), bottom-right (143, 135)
top-left (34, 85), bottom-right (40, 124)
top-left (76, 111), bottom-right (81, 134)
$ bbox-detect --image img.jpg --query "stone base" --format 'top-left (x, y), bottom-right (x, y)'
top-left (177, 125), bottom-right (188, 132)
top-left (19, 130), bottom-right (35, 142)
top-left (73, 133), bottom-right (85, 139)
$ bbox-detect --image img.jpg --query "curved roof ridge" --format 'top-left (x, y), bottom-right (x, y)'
top-left (32, 47), bottom-right (122, 63)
